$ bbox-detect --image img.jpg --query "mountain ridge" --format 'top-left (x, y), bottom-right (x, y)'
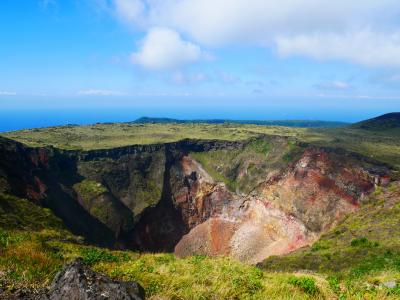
top-left (351, 112), bottom-right (400, 130)
top-left (131, 117), bottom-right (348, 128)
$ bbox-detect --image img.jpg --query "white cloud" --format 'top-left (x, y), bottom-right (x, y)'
top-left (77, 89), bottom-right (126, 96)
top-left (317, 93), bottom-right (400, 100)
top-left (131, 27), bottom-right (204, 70)
top-left (109, 0), bottom-right (400, 67)
top-left (315, 81), bottom-right (351, 90)
top-left (0, 91), bottom-right (17, 96)
top-left (113, 0), bottom-right (145, 24)
top-left (276, 30), bottom-right (400, 67)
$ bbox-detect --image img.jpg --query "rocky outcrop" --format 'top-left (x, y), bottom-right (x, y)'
top-left (0, 137), bottom-right (117, 247)
top-left (0, 135), bottom-right (393, 263)
top-left (175, 198), bottom-right (314, 264)
top-left (0, 259), bottom-right (145, 300)
top-left (173, 144), bottom-right (390, 263)
top-left (47, 259), bottom-right (144, 300)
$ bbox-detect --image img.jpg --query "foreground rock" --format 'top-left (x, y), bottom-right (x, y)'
top-left (47, 258), bottom-right (145, 300)
top-left (0, 259), bottom-right (145, 300)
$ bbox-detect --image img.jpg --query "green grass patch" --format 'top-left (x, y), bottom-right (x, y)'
top-left (288, 276), bottom-right (319, 296)
top-left (80, 247), bottom-right (121, 265)
top-left (0, 193), bottom-right (65, 231)
top-left (350, 237), bottom-right (379, 248)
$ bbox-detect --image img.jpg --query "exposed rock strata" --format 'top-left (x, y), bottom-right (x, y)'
top-left (0, 136), bottom-right (392, 263)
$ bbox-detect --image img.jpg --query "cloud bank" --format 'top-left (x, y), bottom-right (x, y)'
top-left (108, 0), bottom-right (400, 68)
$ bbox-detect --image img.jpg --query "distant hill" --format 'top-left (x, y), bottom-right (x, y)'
top-left (351, 112), bottom-right (400, 130)
top-left (131, 117), bottom-right (348, 128)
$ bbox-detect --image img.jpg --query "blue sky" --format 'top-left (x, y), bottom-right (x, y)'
top-left (0, 0), bottom-right (400, 125)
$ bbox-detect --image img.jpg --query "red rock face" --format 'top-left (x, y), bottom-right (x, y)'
top-left (260, 149), bottom-right (375, 232)
top-left (174, 148), bottom-right (386, 264)
top-left (29, 148), bottom-right (50, 168)
top-left (175, 198), bottom-right (314, 264)
top-left (0, 136), bottom-right (391, 260)
top-left (171, 156), bottom-right (236, 229)
top-left (26, 176), bottom-right (48, 201)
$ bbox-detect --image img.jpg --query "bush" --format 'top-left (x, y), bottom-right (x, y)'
top-left (80, 247), bottom-right (119, 265)
top-left (288, 276), bottom-right (319, 295)
top-left (350, 237), bottom-right (379, 248)
top-left (311, 240), bottom-right (331, 252)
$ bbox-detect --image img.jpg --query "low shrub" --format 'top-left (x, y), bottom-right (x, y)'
top-left (350, 237), bottom-right (379, 248)
top-left (80, 247), bottom-right (119, 265)
top-left (288, 276), bottom-right (319, 295)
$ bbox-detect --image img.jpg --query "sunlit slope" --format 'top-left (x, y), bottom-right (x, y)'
top-left (2, 119), bottom-right (400, 169)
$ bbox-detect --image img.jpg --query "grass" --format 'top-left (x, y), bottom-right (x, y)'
top-left (0, 193), bottom-right (65, 231)
top-left (288, 276), bottom-right (319, 296)
top-left (0, 227), bottom-right (338, 299)
top-left (2, 122), bottom-right (400, 171)
top-left (261, 182), bottom-right (400, 298)
top-left (2, 228), bottom-right (399, 299)
top-left (0, 196), bottom-right (389, 299)
top-left (1, 121), bottom-right (400, 298)
top-left (190, 137), bottom-right (301, 193)
top-left (1, 192), bottom-right (400, 298)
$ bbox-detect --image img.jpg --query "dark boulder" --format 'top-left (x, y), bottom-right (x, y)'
top-left (1, 259), bottom-right (145, 299)
top-left (46, 258), bottom-right (145, 300)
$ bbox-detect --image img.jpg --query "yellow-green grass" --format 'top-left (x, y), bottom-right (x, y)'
top-left (2, 228), bottom-right (400, 299)
top-left (1, 192), bottom-right (400, 299)
top-left (262, 182), bottom-right (400, 299)
top-left (2, 123), bottom-right (400, 170)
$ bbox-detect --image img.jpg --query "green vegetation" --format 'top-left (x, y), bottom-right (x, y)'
top-left (0, 227), bottom-right (341, 299)
top-left (0, 193), bottom-right (65, 231)
top-left (72, 179), bottom-right (134, 232)
top-left (4, 193), bottom-right (394, 299)
top-left (0, 196), bottom-right (337, 299)
top-left (190, 137), bottom-right (298, 193)
top-left (132, 116), bottom-right (347, 128)
top-left (73, 179), bottom-right (107, 206)
top-left (351, 112), bottom-right (400, 131)
top-left (1, 114), bottom-right (400, 299)
top-left (80, 247), bottom-right (124, 265)
top-left (2, 121), bottom-right (400, 170)
top-left (261, 182), bottom-right (400, 299)
top-left (288, 276), bottom-right (319, 296)
top-left (0, 185), bottom-right (400, 299)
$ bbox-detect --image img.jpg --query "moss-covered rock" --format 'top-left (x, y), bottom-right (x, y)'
top-left (190, 136), bottom-right (298, 194)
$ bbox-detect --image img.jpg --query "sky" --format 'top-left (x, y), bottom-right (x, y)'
top-left (1, 0), bottom-right (400, 129)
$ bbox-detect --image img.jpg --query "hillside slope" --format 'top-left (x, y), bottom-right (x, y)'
top-left (351, 112), bottom-right (400, 130)
top-left (1, 194), bottom-right (340, 299)
top-left (1, 192), bottom-right (399, 299)
top-left (260, 181), bottom-right (400, 298)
